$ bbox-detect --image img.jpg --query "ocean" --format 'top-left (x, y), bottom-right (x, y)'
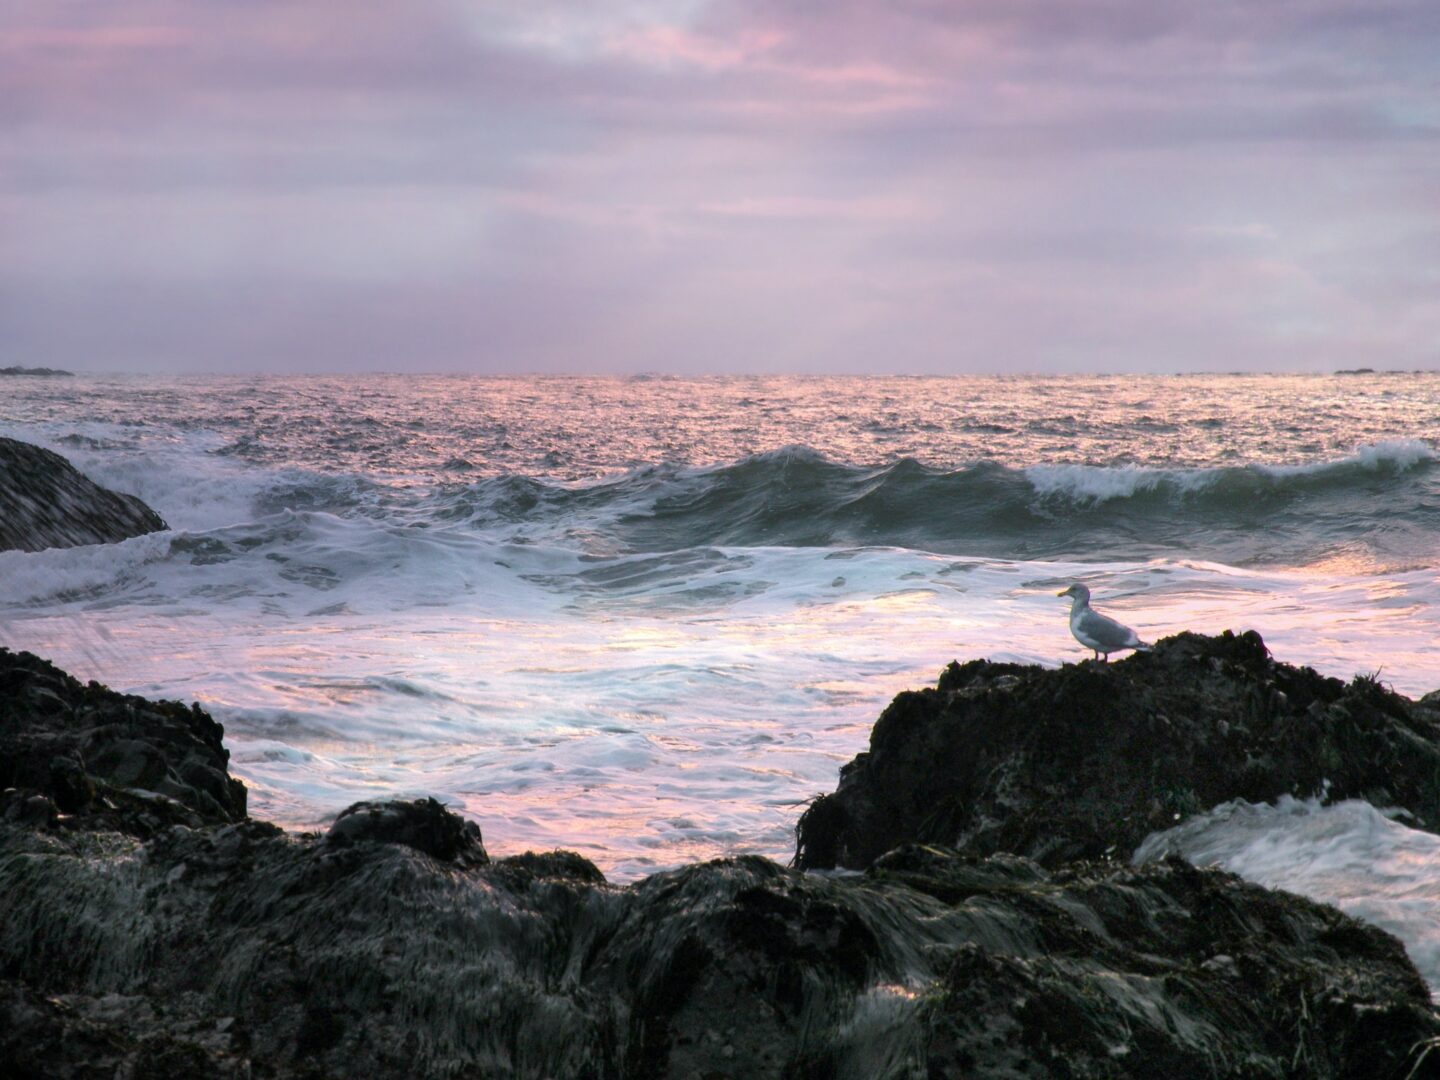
top-left (4, 372), bottom-right (1440, 980)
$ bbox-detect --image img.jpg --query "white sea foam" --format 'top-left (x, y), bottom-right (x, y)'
top-left (1351, 438), bottom-right (1435, 470)
top-left (1259, 438), bottom-right (1436, 478)
top-left (0, 511), bottom-right (573, 622)
top-left (1024, 463), bottom-right (1199, 502)
top-left (1135, 797), bottom-right (1440, 991)
top-left (1025, 439), bottom-right (1435, 504)
top-left (7, 531), bottom-right (1439, 881)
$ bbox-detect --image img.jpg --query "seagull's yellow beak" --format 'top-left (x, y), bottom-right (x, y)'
top-left (1056, 587), bottom-right (1070, 596)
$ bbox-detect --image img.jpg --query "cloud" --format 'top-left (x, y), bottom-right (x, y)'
top-left (1, 0), bottom-right (1437, 372)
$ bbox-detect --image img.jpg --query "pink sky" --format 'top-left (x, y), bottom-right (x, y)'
top-left (2, 0), bottom-right (1437, 373)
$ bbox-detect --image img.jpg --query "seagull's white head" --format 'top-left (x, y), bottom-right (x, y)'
top-left (1057, 583), bottom-right (1091, 603)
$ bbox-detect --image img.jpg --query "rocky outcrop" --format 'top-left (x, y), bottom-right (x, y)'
top-left (4, 645), bottom-right (1440, 1078)
top-left (795, 630), bottom-right (1440, 872)
top-left (3, 818), bottom-right (1437, 1079)
top-left (0, 365), bottom-right (73, 377)
top-left (0, 437), bottom-right (166, 552)
top-left (0, 649), bottom-right (245, 837)
top-left (326, 795), bottom-right (489, 867)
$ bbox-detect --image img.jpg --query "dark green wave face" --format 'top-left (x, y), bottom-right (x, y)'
top-left (432, 445), bottom-right (1438, 571)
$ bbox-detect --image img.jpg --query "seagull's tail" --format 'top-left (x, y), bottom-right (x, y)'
top-left (1134, 641), bottom-right (1152, 652)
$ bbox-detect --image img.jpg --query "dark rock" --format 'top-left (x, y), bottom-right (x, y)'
top-left (795, 630), bottom-right (1440, 871)
top-left (88, 738), bottom-right (168, 790)
top-left (0, 981), bottom-right (250, 1080)
top-left (47, 755), bottom-right (95, 812)
top-left (0, 365), bottom-right (73, 377)
top-left (492, 848), bottom-right (608, 885)
top-left (886, 847), bottom-right (1438, 1080)
top-left (0, 649), bottom-right (246, 837)
top-left (2, 821), bottom-right (1437, 1079)
top-left (326, 796), bottom-right (488, 867)
top-left (0, 436), bottom-right (166, 552)
top-left (1, 791), bottom-right (58, 828)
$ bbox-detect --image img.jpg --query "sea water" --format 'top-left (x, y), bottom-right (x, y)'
top-left (2, 373), bottom-right (1438, 972)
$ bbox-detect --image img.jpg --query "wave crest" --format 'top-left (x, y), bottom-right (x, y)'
top-left (1027, 440), bottom-right (1436, 505)
top-left (432, 443), bottom-right (1436, 568)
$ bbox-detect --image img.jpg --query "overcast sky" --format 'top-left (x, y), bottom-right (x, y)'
top-left (3, 1), bottom-right (1437, 373)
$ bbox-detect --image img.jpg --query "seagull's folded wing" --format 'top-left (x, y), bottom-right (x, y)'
top-left (1076, 608), bottom-right (1141, 650)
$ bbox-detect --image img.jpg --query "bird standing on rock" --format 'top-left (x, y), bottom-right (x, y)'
top-left (1058, 583), bottom-right (1149, 661)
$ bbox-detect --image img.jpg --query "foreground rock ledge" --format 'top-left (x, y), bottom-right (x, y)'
top-left (4, 646), bottom-right (1440, 1079)
top-left (0, 436), bottom-right (167, 553)
top-left (0, 649), bottom-right (245, 836)
top-left (796, 630), bottom-right (1440, 872)
top-left (5, 824), bottom-right (1438, 1079)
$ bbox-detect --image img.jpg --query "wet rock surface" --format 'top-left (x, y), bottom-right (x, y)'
top-left (796, 630), bottom-right (1440, 872)
top-left (4, 822), bottom-right (1438, 1079)
top-left (0, 436), bottom-right (167, 552)
top-left (326, 795), bottom-right (488, 866)
top-left (3, 643), bottom-right (1440, 1078)
top-left (0, 649), bottom-right (246, 837)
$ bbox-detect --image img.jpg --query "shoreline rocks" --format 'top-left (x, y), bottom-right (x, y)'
top-left (795, 630), bottom-right (1440, 872)
top-left (4, 641), bottom-right (1440, 1078)
top-left (0, 436), bottom-right (167, 552)
top-left (0, 649), bottom-right (245, 837)
top-left (5, 817), bottom-right (1437, 1078)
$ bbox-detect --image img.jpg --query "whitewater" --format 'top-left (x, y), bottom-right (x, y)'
top-left (4, 371), bottom-right (1440, 982)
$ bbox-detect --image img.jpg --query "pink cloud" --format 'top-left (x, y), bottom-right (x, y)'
top-left (613, 25), bottom-right (782, 69)
top-left (1, 25), bottom-right (189, 51)
top-left (696, 194), bottom-right (926, 221)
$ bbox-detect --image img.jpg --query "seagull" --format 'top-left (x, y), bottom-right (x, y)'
top-left (1057, 583), bottom-right (1148, 661)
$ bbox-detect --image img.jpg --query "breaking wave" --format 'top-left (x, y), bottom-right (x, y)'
top-left (433, 441), bottom-right (1438, 568)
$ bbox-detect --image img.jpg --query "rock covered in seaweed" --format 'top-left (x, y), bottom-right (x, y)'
top-left (4, 811), bottom-right (1438, 1079)
top-left (0, 648), bottom-right (246, 836)
top-left (795, 630), bottom-right (1440, 872)
top-left (326, 795), bottom-right (488, 866)
top-left (0, 436), bottom-right (166, 552)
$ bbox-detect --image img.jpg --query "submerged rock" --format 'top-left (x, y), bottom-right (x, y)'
top-left (0, 649), bottom-right (246, 837)
top-left (796, 630), bottom-right (1440, 872)
top-left (0, 436), bottom-right (166, 552)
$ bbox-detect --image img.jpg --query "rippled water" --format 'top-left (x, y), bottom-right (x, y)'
top-left (8, 372), bottom-right (1440, 480)
top-left (2, 373), bottom-right (1438, 891)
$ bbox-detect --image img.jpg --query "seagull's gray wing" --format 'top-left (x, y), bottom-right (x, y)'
top-left (1074, 607), bottom-right (1142, 650)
